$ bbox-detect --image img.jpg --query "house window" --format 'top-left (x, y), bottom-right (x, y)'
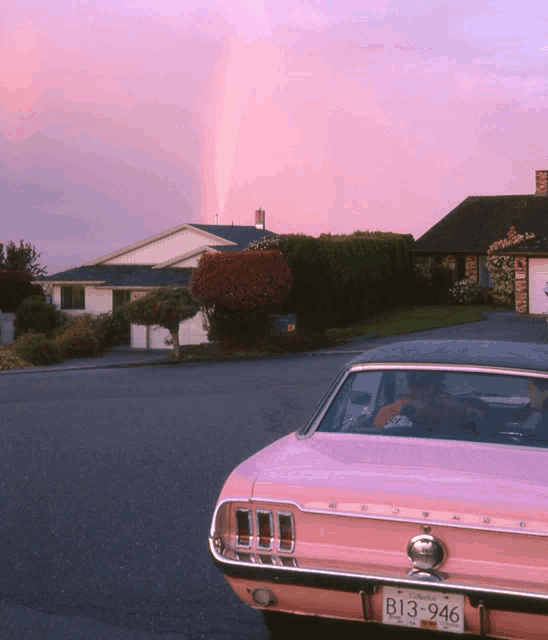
top-left (61, 286), bottom-right (85, 310)
top-left (113, 290), bottom-right (132, 309)
top-left (478, 256), bottom-right (494, 288)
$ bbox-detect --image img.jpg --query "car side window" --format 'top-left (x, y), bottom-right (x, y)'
top-left (319, 372), bottom-right (383, 432)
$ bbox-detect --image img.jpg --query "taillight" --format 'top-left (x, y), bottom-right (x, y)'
top-left (257, 510), bottom-right (274, 549)
top-left (278, 512), bottom-right (295, 552)
top-left (235, 508), bottom-right (252, 547)
top-left (225, 505), bottom-right (296, 559)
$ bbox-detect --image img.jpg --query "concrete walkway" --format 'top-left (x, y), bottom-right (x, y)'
top-left (0, 345), bottom-right (170, 375)
top-left (1, 311), bottom-right (546, 375)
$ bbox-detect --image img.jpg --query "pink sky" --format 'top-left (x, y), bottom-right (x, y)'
top-left (1, 0), bottom-right (547, 274)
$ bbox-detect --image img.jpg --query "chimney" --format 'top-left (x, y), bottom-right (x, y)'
top-left (255, 207), bottom-right (265, 230)
top-left (535, 170), bottom-right (548, 196)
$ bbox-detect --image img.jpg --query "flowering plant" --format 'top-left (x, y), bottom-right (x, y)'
top-left (246, 234), bottom-right (286, 251)
top-left (487, 226), bottom-right (535, 304)
top-left (449, 279), bottom-right (483, 305)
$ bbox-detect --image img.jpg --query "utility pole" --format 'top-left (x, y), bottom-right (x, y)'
top-left (215, 213), bottom-right (219, 225)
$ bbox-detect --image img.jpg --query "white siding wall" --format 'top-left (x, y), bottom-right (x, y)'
top-left (52, 285), bottom-right (112, 315)
top-left (103, 229), bottom-right (229, 265)
top-left (169, 251), bottom-right (207, 267)
top-left (50, 286), bottom-right (209, 349)
top-left (529, 259), bottom-right (548, 314)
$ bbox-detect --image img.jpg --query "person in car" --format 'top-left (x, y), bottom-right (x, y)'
top-left (518, 379), bottom-right (548, 430)
top-left (373, 371), bottom-right (464, 428)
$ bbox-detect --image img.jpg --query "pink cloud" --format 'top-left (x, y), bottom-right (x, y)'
top-left (1, 1), bottom-right (547, 274)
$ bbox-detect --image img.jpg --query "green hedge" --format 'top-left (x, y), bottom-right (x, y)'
top-left (266, 233), bottom-right (414, 331)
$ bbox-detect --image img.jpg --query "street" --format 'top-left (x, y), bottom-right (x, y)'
top-left (0, 353), bottom-right (356, 639)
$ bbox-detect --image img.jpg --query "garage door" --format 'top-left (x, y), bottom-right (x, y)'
top-left (131, 311), bottom-right (210, 349)
top-left (529, 259), bottom-right (548, 314)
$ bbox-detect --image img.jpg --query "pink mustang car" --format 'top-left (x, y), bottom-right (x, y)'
top-left (209, 340), bottom-right (548, 638)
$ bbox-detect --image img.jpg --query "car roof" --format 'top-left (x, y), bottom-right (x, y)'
top-left (348, 340), bottom-right (548, 373)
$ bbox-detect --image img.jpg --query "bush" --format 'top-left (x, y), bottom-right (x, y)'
top-left (205, 307), bottom-right (270, 348)
top-left (14, 295), bottom-right (66, 340)
top-left (487, 226), bottom-right (535, 304)
top-left (15, 331), bottom-right (64, 365)
top-left (191, 250), bottom-right (292, 312)
top-left (430, 266), bottom-right (454, 304)
top-left (54, 325), bottom-right (103, 359)
top-left (449, 279), bottom-right (484, 305)
top-left (94, 308), bottom-right (131, 347)
top-left (0, 344), bottom-right (34, 370)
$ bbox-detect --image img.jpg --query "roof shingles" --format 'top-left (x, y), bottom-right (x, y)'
top-left (35, 265), bottom-right (194, 288)
top-left (189, 224), bottom-right (275, 250)
top-left (415, 195), bottom-right (548, 253)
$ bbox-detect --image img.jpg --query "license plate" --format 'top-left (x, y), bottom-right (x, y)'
top-left (382, 586), bottom-right (465, 633)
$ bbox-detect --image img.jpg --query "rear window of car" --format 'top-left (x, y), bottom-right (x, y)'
top-left (316, 369), bottom-right (548, 448)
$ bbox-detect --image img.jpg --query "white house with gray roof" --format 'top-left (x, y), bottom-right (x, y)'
top-left (34, 210), bottom-right (276, 349)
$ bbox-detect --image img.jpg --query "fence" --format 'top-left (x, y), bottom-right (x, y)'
top-left (0, 311), bottom-right (15, 345)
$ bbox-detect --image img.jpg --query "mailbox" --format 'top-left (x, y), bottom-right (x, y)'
top-left (268, 314), bottom-right (297, 337)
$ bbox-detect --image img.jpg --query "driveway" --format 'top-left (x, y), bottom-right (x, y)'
top-left (325, 311), bottom-right (548, 354)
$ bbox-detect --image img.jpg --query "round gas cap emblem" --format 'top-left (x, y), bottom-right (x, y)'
top-left (407, 534), bottom-right (445, 570)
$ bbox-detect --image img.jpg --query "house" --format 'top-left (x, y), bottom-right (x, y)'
top-left (34, 210), bottom-right (276, 348)
top-left (414, 170), bottom-right (548, 313)
top-left (491, 235), bottom-right (548, 315)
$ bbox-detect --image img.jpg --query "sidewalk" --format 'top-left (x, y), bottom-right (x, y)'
top-left (0, 345), bottom-right (170, 375)
top-left (1, 311), bottom-right (547, 374)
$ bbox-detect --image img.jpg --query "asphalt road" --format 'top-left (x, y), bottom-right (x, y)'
top-left (0, 353), bottom-right (358, 639)
top-left (2, 315), bottom-right (545, 639)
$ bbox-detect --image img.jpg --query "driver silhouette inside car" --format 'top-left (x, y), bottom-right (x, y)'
top-left (373, 371), bottom-right (465, 429)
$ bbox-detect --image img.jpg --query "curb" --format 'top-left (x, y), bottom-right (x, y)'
top-left (2, 311), bottom-right (545, 374)
top-left (0, 348), bottom-right (337, 375)
top-left (0, 358), bottom-right (169, 375)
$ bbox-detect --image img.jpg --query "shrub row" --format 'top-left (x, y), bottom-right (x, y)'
top-left (247, 233), bottom-right (415, 331)
top-left (12, 297), bottom-right (131, 366)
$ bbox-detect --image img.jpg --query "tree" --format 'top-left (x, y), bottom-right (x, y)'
top-left (14, 295), bottom-right (66, 340)
top-left (0, 240), bottom-right (46, 276)
top-left (190, 250), bottom-right (292, 347)
top-left (120, 287), bottom-right (201, 359)
top-left (487, 226), bottom-right (535, 304)
top-left (191, 250), bottom-right (292, 311)
top-left (0, 270), bottom-right (37, 312)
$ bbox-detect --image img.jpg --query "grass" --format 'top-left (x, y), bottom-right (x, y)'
top-left (325, 304), bottom-right (512, 341)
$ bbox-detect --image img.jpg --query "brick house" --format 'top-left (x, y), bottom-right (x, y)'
top-left (492, 236), bottom-right (548, 315)
top-left (414, 170), bottom-right (548, 313)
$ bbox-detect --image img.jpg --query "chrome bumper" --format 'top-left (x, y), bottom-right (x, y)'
top-left (209, 537), bottom-right (548, 617)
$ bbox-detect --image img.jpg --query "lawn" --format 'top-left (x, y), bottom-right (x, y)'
top-left (325, 304), bottom-right (512, 341)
